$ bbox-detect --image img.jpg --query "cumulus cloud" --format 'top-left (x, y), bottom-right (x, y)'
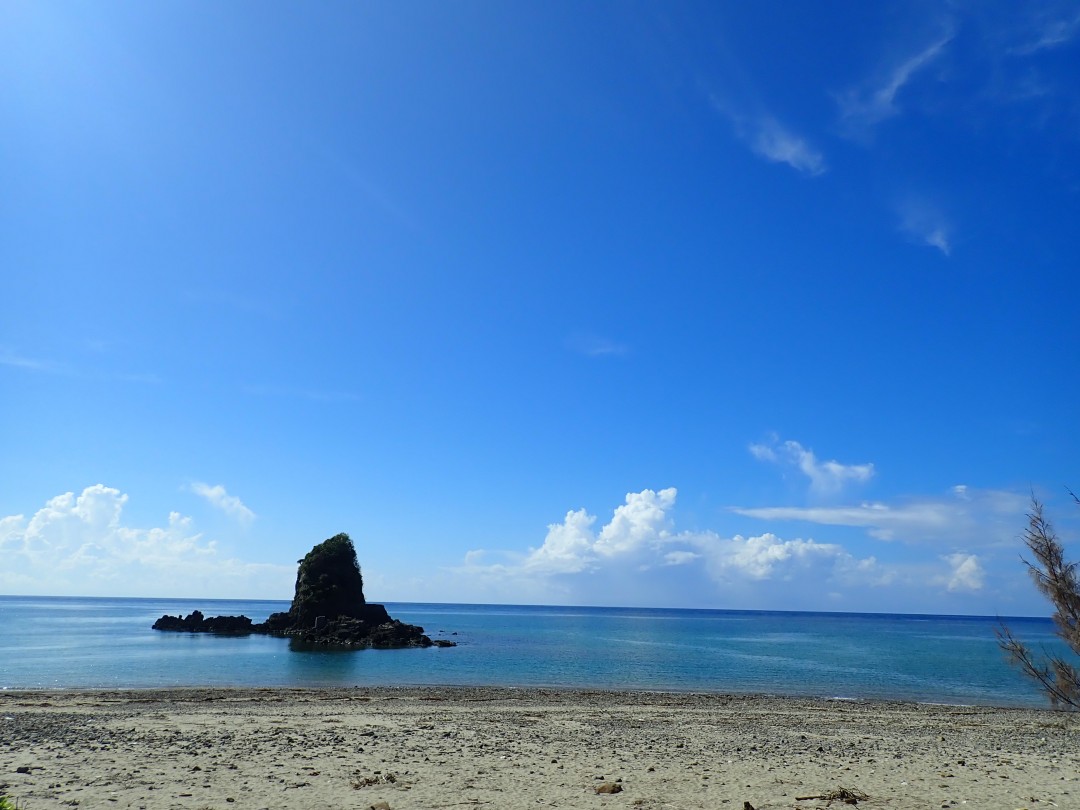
top-left (594, 488), bottom-right (676, 557)
top-left (663, 550), bottom-right (700, 566)
top-left (943, 553), bottom-right (984, 592)
top-left (837, 34), bottom-right (952, 136)
top-left (749, 436), bottom-right (874, 496)
top-left (523, 488), bottom-right (676, 575)
top-left (190, 482), bottom-right (256, 525)
top-left (691, 532), bottom-right (853, 581)
top-left (463, 487), bottom-right (885, 597)
top-left (526, 507), bottom-right (598, 575)
top-left (1, 485), bottom-right (291, 597)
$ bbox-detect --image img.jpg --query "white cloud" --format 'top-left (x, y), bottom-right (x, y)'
top-left (707, 95), bottom-right (825, 177)
top-left (594, 488), bottom-right (676, 557)
top-left (732, 487), bottom-right (1027, 546)
top-left (521, 488), bottom-right (676, 575)
top-left (463, 549), bottom-right (487, 565)
top-left (526, 507), bottom-right (598, 575)
top-left (691, 531), bottom-right (852, 581)
top-left (733, 501), bottom-right (951, 538)
top-left (1009, 9), bottom-right (1080, 55)
top-left (748, 442), bottom-right (777, 462)
top-left (190, 482), bottom-right (256, 525)
top-left (0, 348), bottom-right (54, 372)
top-left (663, 550), bottom-right (700, 566)
top-left (898, 198), bottom-right (952, 256)
top-left (463, 487), bottom-right (884, 592)
top-left (448, 484), bottom-right (1031, 609)
top-left (1, 486), bottom-right (292, 597)
top-left (838, 34), bottom-right (952, 136)
top-left (944, 553), bottom-right (984, 592)
top-left (750, 436), bottom-right (874, 496)
top-left (0, 514), bottom-right (26, 552)
top-left (0, 347), bottom-right (160, 384)
top-left (746, 117), bottom-right (827, 177)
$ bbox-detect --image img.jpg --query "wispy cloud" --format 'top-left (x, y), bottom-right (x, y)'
top-left (565, 334), bottom-right (629, 358)
top-left (732, 501), bottom-right (954, 539)
top-left (321, 146), bottom-right (423, 235)
top-left (837, 34), bottom-right (953, 137)
top-left (897, 197), bottom-right (952, 255)
top-left (1009, 9), bottom-right (1080, 55)
top-left (749, 435), bottom-right (874, 496)
top-left (243, 384), bottom-right (363, 403)
top-left (190, 482), bottom-right (256, 525)
top-left (0, 347), bottom-right (161, 383)
top-left (744, 116), bottom-right (827, 177)
top-left (731, 487), bottom-right (1027, 546)
top-left (0, 348), bottom-right (59, 373)
top-left (714, 104), bottom-right (826, 177)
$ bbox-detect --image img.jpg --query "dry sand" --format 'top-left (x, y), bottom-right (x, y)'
top-left (1, 687), bottom-right (1077, 810)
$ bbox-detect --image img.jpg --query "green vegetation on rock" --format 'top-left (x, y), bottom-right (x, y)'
top-left (289, 532), bottom-right (367, 627)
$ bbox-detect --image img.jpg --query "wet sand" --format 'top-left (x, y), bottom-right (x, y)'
top-left (1, 687), bottom-right (1077, 809)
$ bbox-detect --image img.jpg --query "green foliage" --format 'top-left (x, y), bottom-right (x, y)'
top-left (998, 495), bottom-right (1080, 710)
top-left (0, 795), bottom-right (18, 810)
top-left (290, 532), bottom-right (367, 626)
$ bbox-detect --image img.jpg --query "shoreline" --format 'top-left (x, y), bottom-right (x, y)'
top-left (3, 686), bottom-right (1077, 809)
top-left (0, 682), bottom-right (1053, 710)
top-left (0, 679), bottom-right (1054, 711)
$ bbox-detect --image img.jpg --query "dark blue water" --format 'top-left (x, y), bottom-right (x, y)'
top-left (0, 596), bottom-right (1061, 707)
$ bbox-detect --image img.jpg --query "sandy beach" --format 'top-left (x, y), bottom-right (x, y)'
top-left (1, 687), bottom-right (1076, 810)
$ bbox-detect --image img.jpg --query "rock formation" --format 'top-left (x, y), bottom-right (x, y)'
top-left (150, 610), bottom-right (256, 634)
top-left (153, 533), bottom-right (455, 648)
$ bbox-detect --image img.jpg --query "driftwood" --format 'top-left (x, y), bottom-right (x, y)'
top-left (795, 787), bottom-right (870, 804)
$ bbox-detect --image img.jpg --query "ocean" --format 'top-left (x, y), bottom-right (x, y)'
top-left (0, 596), bottom-right (1062, 708)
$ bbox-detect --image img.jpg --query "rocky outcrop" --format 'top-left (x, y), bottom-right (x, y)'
top-left (290, 614), bottom-right (436, 648)
top-left (151, 611), bottom-right (256, 634)
top-left (289, 532), bottom-right (368, 626)
top-left (152, 533), bottom-right (455, 649)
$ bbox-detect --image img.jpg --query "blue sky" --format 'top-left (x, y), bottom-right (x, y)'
top-left (2, 1), bottom-right (1079, 615)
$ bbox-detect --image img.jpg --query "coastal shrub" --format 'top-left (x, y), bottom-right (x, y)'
top-left (0, 795), bottom-right (17, 810)
top-left (998, 494), bottom-right (1080, 709)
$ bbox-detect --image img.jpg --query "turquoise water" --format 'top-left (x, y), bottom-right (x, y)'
top-left (0, 596), bottom-right (1062, 707)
